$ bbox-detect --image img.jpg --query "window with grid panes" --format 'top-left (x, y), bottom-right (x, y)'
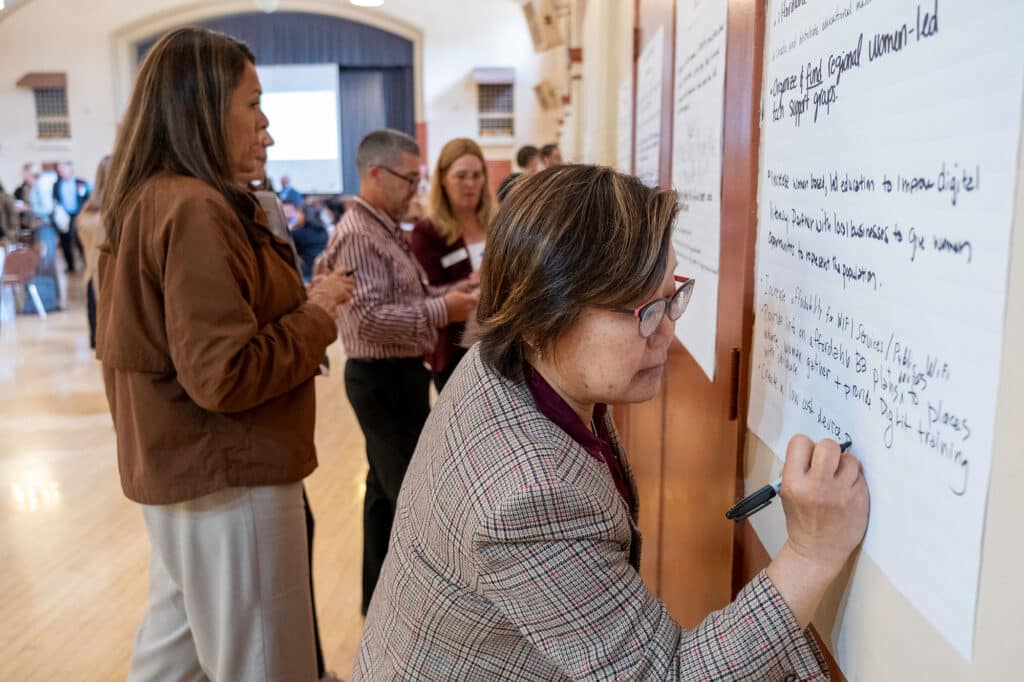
top-left (34, 87), bottom-right (70, 139)
top-left (478, 83), bottom-right (514, 138)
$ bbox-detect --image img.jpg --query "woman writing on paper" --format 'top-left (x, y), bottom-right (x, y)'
top-left (354, 165), bottom-right (868, 681)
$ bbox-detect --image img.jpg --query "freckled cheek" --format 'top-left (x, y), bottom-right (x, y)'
top-left (604, 340), bottom-right (648, 391)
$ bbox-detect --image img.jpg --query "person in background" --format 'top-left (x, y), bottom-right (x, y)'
top-left (0, 182), bottom-right (18, 242)
top-left (53, 161), bottom-right (91, 273)
top-left (244, 128), bottom-right (339, 682)
top-left (323, 197), bottom-right (345, 227)
top-left (279, 174), bottom-right (303, 206)
top-left (250, 131), bottom-right (303, 272)
top-left (14, 163), bottom-right (36, 231)
top-left (75, 156), bottom-right (110, 349)
top-left (283, 198), bottom-right (328, 283)
top-left (496, 172), bottom-right (523, 203)
top-left (410, 138), bottom-right (493, 390)
top-left (97, 27), bottom-right (354, 680)
top-left (515, 144), bottom-right (543, 175)
top-left (319, 128), bottom-right (479, 615)
top-left (353, 164), bottom-right (869, 681)
top-left (540, 142), bottom-right (563, 167)
top-left (27, 167), bottom-right (61, 312)
top-left (30, 166), bottom-right (57, 228)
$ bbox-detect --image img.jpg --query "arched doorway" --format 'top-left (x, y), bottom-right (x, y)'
top-left (127, 8), bottom-right (421, 194)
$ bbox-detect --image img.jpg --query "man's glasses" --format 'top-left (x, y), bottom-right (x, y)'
top-left (611, 275), bottom-right (695, 338)
top-left (378, 165), bottom-right (420, 192)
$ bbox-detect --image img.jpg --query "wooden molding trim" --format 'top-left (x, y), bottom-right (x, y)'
top-left (16, 72), bottom-right (66, 89)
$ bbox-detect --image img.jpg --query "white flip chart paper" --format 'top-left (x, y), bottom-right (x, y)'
top-left (748, 0), bottom-right (1024, 660)
top-left (634, 26), bottom-right (665, 187)
top-left (671, 0), bottom-right (728, 380)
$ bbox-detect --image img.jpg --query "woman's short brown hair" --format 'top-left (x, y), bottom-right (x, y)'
top-left (102, 27), bottom-right (256, 251)
top-left (477, 164), bottom-right (678, 382)
top-left (427, 138), bottom-right (497, 246)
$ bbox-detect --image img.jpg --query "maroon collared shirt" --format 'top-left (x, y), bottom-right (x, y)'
top-left (525, 366), bottom-right (635, 509)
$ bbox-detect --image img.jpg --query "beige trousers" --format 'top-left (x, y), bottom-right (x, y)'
top-left (128, 483), bottom-right (317, 682)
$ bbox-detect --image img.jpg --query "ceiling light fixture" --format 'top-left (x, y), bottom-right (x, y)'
top-left (351, 0), bottom-right (384, 7)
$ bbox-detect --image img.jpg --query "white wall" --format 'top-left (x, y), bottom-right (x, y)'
top-left (572, 0), bottom-right (634, 166)
top-left (0, 0), bottom-right (564, 187)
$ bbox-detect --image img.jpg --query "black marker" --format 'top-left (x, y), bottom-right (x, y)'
top-left (726, 440), bottom-right (852, 522)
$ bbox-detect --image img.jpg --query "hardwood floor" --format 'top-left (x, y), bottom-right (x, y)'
top-left (0, 277), bottom-right (369, 679)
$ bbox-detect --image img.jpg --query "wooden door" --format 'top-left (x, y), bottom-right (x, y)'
top-left (618, 0), bottom-right (675, 597)
top-left (618, 0), bottom-right (764, 628)
top-left (656, 0), bottom-right (766, 628)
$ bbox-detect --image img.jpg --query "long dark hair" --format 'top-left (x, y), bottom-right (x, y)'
top-left (102, 27), bottom-right (256, 250)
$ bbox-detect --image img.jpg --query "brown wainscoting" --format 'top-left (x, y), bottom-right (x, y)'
top-left (620, 387), bottom-right (666, 594)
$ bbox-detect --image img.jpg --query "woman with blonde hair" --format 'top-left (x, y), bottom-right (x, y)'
top-left (97, 27), bottom-right (353, 680)
top-left (410, 137), bottom-right (495, 389)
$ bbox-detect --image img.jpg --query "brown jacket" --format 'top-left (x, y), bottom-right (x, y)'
top-left (96, 174), bottom-right (337, 505)
top-left (0, 191), bottom-right (18, 239)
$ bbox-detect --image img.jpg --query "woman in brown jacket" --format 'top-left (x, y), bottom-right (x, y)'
top-left (97, 28), bottom-right (353, 681)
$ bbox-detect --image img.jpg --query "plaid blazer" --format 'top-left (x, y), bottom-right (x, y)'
top-left (353, 346), bottom-right (828, 681)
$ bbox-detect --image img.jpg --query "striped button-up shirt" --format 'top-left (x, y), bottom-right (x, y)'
top-left (321, 197), bottom-right (448, 360)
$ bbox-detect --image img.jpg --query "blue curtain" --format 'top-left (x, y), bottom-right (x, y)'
top-left (382, 67), bottom-right (415, 135)
top-left (338, 70), bottom-right (386, 195)
top-left (337, 68), bottom-right (416, 194)
top-left (136, 12), bottom-right (413, 68)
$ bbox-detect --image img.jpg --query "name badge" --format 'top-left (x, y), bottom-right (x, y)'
top-left (440, 249), bottom-right (469, 269)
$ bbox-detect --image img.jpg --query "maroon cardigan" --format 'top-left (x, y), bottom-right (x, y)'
top-left (410, 218), bottom-right (473, 374)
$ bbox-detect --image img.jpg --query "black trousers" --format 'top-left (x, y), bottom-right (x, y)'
top-left (86, 278), bottom-right (97, 349)
top-left (302, 487), bottom-right (325, 678)
top-left (344, 357), bottom-right (431, 613)
top-left (57, 215), bottom-right (83, 273)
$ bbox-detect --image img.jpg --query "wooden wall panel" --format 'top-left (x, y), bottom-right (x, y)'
top-left (637, 0), bottom-right (768, 628)
top-left (619, 0), bottom-right (676, 601)
top-left (617, 0), bottom-right (771, 629)
top-left (485, 159), bottom-right (512, 197)
top-left (622, 393), bottom-right (665, 593)
top-left (658, 345), bottom-right (736, 627)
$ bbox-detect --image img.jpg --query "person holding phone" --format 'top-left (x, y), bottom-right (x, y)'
top-left (318, 129), bottom-right (479, 615)
top-left (97, 27), bottom-right (354, 680)
top-left (411, 138), bottom-right (494, 391)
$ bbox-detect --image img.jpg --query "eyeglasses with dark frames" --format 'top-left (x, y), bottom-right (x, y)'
top-left (378, 165), bottom-right (421, 191)
top-left (611, 275), bottom-right (695, 338)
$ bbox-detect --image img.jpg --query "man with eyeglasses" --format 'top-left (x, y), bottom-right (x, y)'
top-left (319, 129), bottom-right (479, 615)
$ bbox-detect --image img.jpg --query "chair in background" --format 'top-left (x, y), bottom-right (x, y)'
top-left (0, 245), bottom-right (47, 323)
